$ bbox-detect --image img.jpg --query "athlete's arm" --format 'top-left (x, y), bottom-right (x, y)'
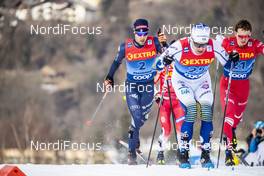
top-left (215, 34), bottom-right (226, 44)
top-left (154, 37), bottom-right (163, 54)
top-left (155, 40), bottom-right (182, 70)
top-left (212, 39), bottom-right (229, 66)
top-left (106, 43), bottom-right (125, 81)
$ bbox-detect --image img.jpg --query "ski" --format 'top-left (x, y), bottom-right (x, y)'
top-left (118, 140), bottom-right (151, 165)
top-left (233, 149), bottom-right (250, 166)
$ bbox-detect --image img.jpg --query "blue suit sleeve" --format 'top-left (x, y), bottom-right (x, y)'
top-left (153, 37), bottom-right (163, 54)
top-left (249, 137), bottom-right (259, 153)
top-left (106, 43), bottom-right (125, 79)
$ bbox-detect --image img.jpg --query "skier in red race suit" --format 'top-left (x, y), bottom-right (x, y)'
top-left (216, 19), bottom-right (264, 166)
top-left (154, 64), bottom-right (185, 164)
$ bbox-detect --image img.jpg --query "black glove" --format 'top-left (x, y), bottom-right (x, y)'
top-left (229, 51), bottom-right (240, 63)
top-left (154, 93), bottom-right (161, 104)
top-left (163, 55), bottom-right (174, 66)
top-left (105, 75), bottom-right (114, 87)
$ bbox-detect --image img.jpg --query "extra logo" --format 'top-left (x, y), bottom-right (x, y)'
top-left (230, 41), bottom-right (235, 46)
top-left (180, 58), bottom-right (214, 66)
top-left (239, 52), bottom-right (254, 59)
top-left (248, 41), bottom-right (252, 47)
top-left (127, 51), bottom-right (156, 60)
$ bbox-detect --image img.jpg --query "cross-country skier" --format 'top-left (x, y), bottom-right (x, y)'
top-left (154, 64), bottom-right (185, 164)
top-left (216, 19), bottom-right (264, 166)
top-left (104, 19), bottom-right (165, 165)
top-left (155, 23), bottom-right (239, 169)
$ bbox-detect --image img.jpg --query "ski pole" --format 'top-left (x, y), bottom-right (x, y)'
top-left (146, 68), bottom-right (169, 168)
top-left (212, 60), bottom-right (220, 119)
top-left (85, 91), bottom-right (108, 126)
top-left (216, 61), bottom-right (234, 168)
top-left (146, 29), bottom-right (170, 167)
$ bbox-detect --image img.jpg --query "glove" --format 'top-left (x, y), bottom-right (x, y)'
top-left (104, 75), bottom-right (114, 91)
top-left (163, 55), bottom-right (174, 66)
top-left (154, 92), bottom-right (161, 104)
top-left (229, 51), bottom-right (240, 63)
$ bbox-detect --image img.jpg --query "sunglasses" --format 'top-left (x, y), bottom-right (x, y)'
top-left (135, 31), bottom-right (148, 37)
top-left (193, 41), bottom-right (208, 48)
top-left (237, 35), bottom-right (251, 39)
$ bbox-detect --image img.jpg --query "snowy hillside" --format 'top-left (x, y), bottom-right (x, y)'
top-left (1, 164), bottom-right (264, 176)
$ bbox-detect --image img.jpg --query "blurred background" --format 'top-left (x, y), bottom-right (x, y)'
top-left (0, 0), bottom-right (263, 164)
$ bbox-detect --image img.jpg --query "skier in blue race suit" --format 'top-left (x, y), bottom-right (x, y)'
top-left (104, 19), bottom-right (165, 165)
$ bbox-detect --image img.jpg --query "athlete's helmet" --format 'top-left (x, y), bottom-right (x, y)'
top-left (254, 121), bottom-right (264, 129)
top-left (191, 23), bottom-right (210, 44)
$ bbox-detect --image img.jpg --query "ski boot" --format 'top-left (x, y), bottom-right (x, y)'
top-left (128, 151), bottom-right (137, 165)
top-left (200, 149), bottom-right (214, 168)
top-left (231, 128), bottom-right (238, 150)
top-left (179, 149), bottom-right (191, 169)
top-left (157, 151), bottom-right (165, 165)
top-left (225, 149), bottom-right (239, 166)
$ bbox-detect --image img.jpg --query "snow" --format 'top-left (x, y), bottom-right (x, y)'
top-left (1, 164), bottom-right (264, 176)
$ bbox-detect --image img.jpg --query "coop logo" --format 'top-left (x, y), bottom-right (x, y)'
top-left (231, 73), bottom-right (247, 79)
top-left (180, 58), bottom-right (214, 66)
top-left (184, 72), bottom-right (204, 79)
top-left (133, 74), bottom-right (152, 80)
top-left (126, 51), bottom-right (156, 61)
